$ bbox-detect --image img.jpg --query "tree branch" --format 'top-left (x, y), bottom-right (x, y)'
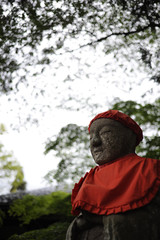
top-left (62, 25), bottom-right (151, 54)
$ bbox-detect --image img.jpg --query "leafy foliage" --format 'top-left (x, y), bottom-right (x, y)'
top-left (0, 124), bottom-right (26, 193)
top-left (44, 124), bottom-right (94, 184)
top-left (112, 98), bottom-right (160, 159)
top-left (8, 191), bottom-right (72, 225)
top-left (0, 124), bottom-right (6, 134)
top-left (8, 222), bottom-right (69, 240)
top-left (0, 143), bottom-right (26, 193)
top-left (0, 0), bottom-right (160, 93)
top-left (44, 99), bottom-right (160, 185)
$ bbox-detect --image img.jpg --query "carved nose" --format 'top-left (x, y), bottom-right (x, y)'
top-left (92, 135), bottom-right (101, 147)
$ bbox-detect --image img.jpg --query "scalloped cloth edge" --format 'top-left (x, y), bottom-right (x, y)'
top-left (71, 153), bottom-right (160, 216)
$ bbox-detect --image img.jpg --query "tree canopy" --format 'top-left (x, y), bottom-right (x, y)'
top-left (44, 124), bottom-right (92, 185)
top-left (0, 0), bottom-right (160, 94)
top-left (44, 98), bottom-right (160, 186)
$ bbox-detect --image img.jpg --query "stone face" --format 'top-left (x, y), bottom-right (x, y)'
top-left (89, 118), bottom-right (136, 165)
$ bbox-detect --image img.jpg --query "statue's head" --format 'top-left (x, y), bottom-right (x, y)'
top-left (88, 110), bottom-right (143, 165)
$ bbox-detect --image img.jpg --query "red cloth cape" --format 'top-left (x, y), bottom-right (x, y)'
top-left (71, 154), bottom-right (160, 216)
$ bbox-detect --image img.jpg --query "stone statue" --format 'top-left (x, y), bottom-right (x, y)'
top-left (66, 110), bottom-right (160, 240)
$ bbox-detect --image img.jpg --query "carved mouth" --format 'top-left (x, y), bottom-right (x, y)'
top-left (94, 148), bottom-right (102, 153)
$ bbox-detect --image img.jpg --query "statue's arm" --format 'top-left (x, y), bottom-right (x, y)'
top-left (66, 211), bottom-right (103, 240)
top-left (66, 216), bottom-right (78, 240)
top-left (66, 213), bottom-right (89, 240)
top-left (81, 210), bottom-right (103, 224)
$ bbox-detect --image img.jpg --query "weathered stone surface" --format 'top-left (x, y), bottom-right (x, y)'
top-left (89, 118), bottom-right (137, 165)
top-left (103, 190), bottom-right (160, 240)
top-left (77, 226), bottom-right (104, 240)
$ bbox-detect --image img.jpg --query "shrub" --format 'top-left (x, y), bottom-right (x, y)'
top-left (8, 222), bottom-right (69, 240)
top-left (8, 191), bottom-right (72, 225)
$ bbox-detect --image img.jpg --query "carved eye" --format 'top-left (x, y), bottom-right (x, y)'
top-left (100, 131), bottom-right (111, 136)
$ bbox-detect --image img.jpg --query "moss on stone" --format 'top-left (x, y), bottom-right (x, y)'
top-left (8, 222), bottom-right (69, 240)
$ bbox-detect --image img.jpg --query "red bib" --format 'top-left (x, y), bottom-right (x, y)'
top-left (71, 154), bottom-right (160, 216)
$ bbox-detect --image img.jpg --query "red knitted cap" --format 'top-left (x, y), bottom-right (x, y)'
top-left (88, 110), bottom-right (143, 146)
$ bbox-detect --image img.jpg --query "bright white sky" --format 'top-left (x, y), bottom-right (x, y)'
top-left (0, 45), bottom-right (159, 194)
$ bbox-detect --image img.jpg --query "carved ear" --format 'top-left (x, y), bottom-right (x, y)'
top-left (126, 129), bottom-right (137, 151)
